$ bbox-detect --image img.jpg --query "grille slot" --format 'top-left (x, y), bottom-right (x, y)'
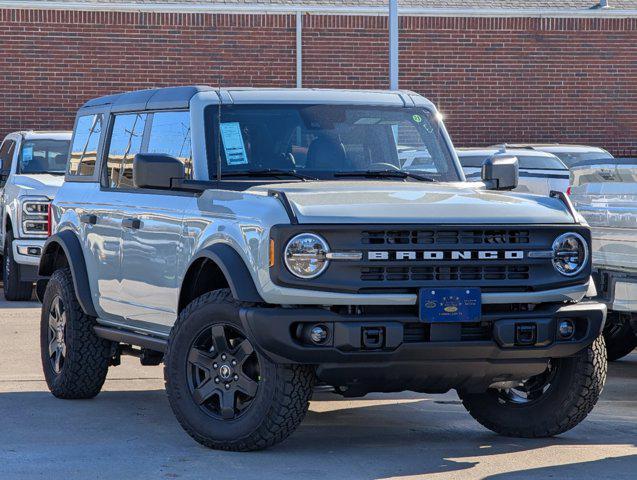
top-left (361, 265), bottom-right (530, 282)
top-left (362, 229), bottom-right (530, 245)
top-left (403, 322), bottom-right (492, 342)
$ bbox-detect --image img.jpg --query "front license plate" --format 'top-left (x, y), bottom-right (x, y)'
top-left (419, 287), bottom-right (481, 323)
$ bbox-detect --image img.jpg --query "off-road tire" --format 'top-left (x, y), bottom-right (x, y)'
top-left (40, 268), bottom-right (112, 399)
top-left (164, 289), bottom-right (315, 451)
top-left (459, 335), bottom-right (607, 438)
top-left (3, 230), bottom-right (33, 301)
top-left (603, 312), bottom-right (637, 361)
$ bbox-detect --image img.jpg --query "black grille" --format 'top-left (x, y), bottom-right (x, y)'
top-left (269, 224), bottom-right (591, 294)
top-left (361, 265), bottom-right (530, 282)
top-left (362, 229), bottom-right (530, 246)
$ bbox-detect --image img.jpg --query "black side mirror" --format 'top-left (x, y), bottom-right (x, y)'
top-left (482, 154), bottom-right (519, 191)
top-left (133, 153), bottom-right (185, 190)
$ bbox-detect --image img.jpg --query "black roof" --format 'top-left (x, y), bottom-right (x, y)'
top-left (80, 85), bottom-right (214, 112)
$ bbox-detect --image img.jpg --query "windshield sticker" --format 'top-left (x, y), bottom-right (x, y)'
top-left (412, 114), bottom-right (422, 123)
top-left (421, 119), bottom-right (434, 133)
top-left (220, 122), bottom-right (248, 165)
top-left (22, 145), bottom-right (33, 162)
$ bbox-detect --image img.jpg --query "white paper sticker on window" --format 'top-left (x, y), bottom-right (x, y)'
top-left (220, 122), bottom-right (248, 165)
top-left (22, 145), bottom-right (33, 162)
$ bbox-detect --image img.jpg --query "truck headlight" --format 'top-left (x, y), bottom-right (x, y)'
top-left (551, 232), bottom-right (588, 276)
top-left (22, 198), bottom-right (50, 235)
top-left (284, 233), bottom-right (330, 279)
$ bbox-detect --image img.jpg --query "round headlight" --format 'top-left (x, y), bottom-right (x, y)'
top-left (284, 233), bottom-right (330, 279)
top-left (552, 232), bottom-right (588, 276)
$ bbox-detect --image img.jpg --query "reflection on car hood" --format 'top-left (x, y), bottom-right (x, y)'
top-left (249, 181), bottom-right (575, 224)
top-left (13, 174), bottom-right (64, 197)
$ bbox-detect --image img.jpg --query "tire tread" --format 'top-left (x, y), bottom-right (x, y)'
top-left (461, 336), bottom-right (607, 438)
top-left (164, 289), bottom-right (314, 451)
top-left (42, 268), bottom-right (111, 399)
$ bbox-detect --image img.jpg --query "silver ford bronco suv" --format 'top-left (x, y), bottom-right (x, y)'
top-left (0, 130), bottom-right (71, 300)
top-left (39, 86), bottom-right (607, 451)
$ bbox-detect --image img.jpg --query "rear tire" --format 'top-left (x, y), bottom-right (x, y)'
top-left (460, 335), bottom-right (607, 438)
top-left (603, 312), bottom-right (637, 361)
top-left (40, 268), bottom-right (112, 399)
top-left (3, 230), bottom-right (33, 301)
top-left (165, 289), bottom-right (315, 451)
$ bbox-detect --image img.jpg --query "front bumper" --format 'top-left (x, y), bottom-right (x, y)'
top-left (240, 301), bottom-right (606, 395)
top-left (12, 239), bottom-right (45, 266)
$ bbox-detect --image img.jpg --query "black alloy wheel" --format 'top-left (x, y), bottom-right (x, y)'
top-left (186, 323), bottom-right (260, 420)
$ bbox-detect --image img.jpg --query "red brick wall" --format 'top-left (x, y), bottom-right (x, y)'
top-left (1, 8), bottom-right (635, 154)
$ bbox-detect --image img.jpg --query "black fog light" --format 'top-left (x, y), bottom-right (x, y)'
top-left (310, 325), bottom-right (329, 344)
top-left (558, 320), bottom-right (575, 339)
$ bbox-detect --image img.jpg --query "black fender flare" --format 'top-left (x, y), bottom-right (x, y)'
top-left (184, 244), bottom-right (264, 304)
top-left (39, 230), bottom-right (98, 317)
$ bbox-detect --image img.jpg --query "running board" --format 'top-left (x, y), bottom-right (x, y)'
top-left (94, 326), bottom-right (168, 353)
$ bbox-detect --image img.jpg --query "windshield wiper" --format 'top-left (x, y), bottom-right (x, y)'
top-left (220, 169), bottom-right (318, 181)
top-left (334, 170), bottom-right (437, 182)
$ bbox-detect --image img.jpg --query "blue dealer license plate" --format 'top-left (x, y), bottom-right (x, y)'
top-left (419, 287), bottom-right (481, 323)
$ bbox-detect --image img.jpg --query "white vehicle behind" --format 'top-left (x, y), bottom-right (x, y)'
top-left (457, 147), bottom-right (569, 196)
top-left (491, 143), bottom-right (614, 170)
top-left (0, 131), bottom-right (71, 300)
top-left (569, 158), bottom-right (637, 360)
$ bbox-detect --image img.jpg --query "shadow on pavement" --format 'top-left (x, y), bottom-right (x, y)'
top-left (485, 455), bottom-right (637, 480)
top-left (0, 389), bottom-right (634, 479)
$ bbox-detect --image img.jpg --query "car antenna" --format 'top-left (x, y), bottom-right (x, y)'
top-left (216, 73), bottom-right (223, 182)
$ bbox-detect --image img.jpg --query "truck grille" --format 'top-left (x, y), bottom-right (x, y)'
top-left (269, 224), bottom-right (591, 294)
top-left (361, 265), bottom-right (530, 282)
top-left (362, 229), bottom-right (530, 246)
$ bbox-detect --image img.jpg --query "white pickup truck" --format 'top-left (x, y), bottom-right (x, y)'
top-left (569, 158), bottom-right (637, 360)
top-left (0, 131), bottom-right (71, 300)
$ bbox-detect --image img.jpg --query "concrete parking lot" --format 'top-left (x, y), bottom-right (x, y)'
top-left (0, 295), bottom-right (635, 480)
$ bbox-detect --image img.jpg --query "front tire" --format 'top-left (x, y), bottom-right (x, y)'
top-left (164, 289), bottom-right (315, 451)
top-left (40, 268), bottom-right (112, 399)
top-left (459, 335), bottom-right (607, 438)
top-left (3, 230), bottom-right (33, 301)
top-left (603, 312), bottom-right (637, 361)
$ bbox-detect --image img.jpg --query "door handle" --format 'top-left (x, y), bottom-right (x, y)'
top-left (122, 218), bottom-right (142, 230)
top-left (80, 213), bottom-right (97, 225)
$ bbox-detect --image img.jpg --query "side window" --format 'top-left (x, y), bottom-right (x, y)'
top-left (0, 140), bottom-right (16, 172)
top-left (105, 113), bottom-right (147, 189)
top-left (147, 111), bottom-right (193, 179)
top-left (68, 114), bottom-right (103, 176)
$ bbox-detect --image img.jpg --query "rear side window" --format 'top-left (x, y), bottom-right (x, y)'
top-left (517, 155), bottom-right (567, 170)
top-left (0, 139), bottom-right (16, 172)
top-left (105, 113), bottom-right (147, 188)
top-left (68, 114), bottom-right (103, 176)
top-left (147, 111), bottom-right (193, 179)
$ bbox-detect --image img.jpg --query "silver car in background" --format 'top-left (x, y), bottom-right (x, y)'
top-left (457, 147), bottom-right (569, 196)
top-left (569, 157), bottom-right (637, 361)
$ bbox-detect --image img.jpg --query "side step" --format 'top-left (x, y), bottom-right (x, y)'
top-left (94, 326), bottom-right (168, 353)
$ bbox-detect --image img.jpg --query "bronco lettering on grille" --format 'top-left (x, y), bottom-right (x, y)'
top-left (367, 250), bottom-right (524, 261)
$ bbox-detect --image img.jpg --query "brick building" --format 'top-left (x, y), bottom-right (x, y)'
top-left (0, 0), bottom-right (635, 153)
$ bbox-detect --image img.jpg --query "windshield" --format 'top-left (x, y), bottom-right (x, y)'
top-left (206, 105), bottom-right (461, 181)
top-left (458, 153), bottom-right (567, 170)
top-left (552, 151), bottom-right (614, 168)
top-left (18, 139), bottom-right (69, 174)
